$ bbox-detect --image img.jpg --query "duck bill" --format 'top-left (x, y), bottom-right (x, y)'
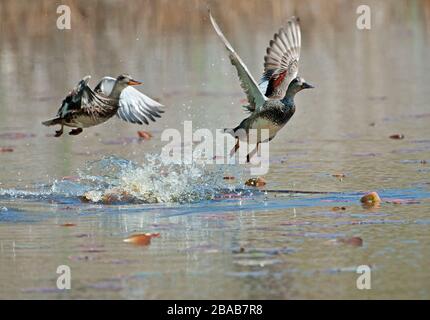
top-left (302, 82), bottom-right (314, 89)
top-left (128, 79), bottom-right (143, 86)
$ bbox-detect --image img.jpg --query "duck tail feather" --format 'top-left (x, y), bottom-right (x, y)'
top-left (224, 125), bottom-right (242, 137)
top-left (42, 118), bottom-right (61, 126)
top-left (223, 128), bottom-right (234, 135)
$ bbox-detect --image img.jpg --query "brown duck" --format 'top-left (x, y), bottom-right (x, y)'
top-left (42, 74), bottom-right (164, 137)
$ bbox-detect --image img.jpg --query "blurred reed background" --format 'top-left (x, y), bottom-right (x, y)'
top-left (1, 0), bottom-right (429, 102)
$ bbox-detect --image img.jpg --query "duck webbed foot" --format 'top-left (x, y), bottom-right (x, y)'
top-left (69, 128), bottom-right (83, 136)
top-left (54, 125), bottom-right (64, 137)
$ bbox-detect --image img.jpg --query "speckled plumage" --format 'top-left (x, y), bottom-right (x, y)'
top-left (209, 11), bottom-right (313, 161)
top-left (42, 74), bottom-right (164, 137)
top-left (234, 99), bottom-right (295, 142)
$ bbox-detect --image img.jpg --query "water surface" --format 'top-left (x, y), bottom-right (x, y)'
top-left (0, 0), bottom-right (430, 299)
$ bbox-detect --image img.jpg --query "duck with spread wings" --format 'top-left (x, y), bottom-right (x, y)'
top-left (209, 11), bottom-right (313, 162)
top-left (42, 74), bottom-right (164, 137)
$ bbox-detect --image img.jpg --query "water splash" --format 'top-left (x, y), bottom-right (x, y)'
top-left (50, 154), bottom-right (244, 204)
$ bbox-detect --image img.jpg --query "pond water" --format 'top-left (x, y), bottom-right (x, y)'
top-left (0, 0), bottom-right (429, 299)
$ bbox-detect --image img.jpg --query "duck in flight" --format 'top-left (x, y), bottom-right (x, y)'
top-left (209, 11), bottom-right (313, 162)
top-left (42, 74), bottom-right (164, 137)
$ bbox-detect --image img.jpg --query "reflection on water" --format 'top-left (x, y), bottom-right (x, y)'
top-left (1, 0), bottom-right (430, 299)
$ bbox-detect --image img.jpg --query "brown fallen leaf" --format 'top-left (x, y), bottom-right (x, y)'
top-left (336, 237), bottom-right (363, 247)
top-left (245, 177), bottom-right (266, 187)
top-left (360, 191), bottom-right (381, 206)
top-left (331, 206), bottom-right (347, 211)
top-left (390, 134), bottom-right (404, 140)
top-left (0, 147), bottom-right (14, 152)
top-left (137, 130), bottom-right (153, 140)
top-left (332, 173), bottom-right (346, 179)
top-left (223, 176), bottom-right (235, 180)
top-left (123, 233), bottom-right (160, 246)
top-left (60, 223), bottom-right (76, 227)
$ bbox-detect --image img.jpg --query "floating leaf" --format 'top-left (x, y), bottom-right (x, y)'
top-left (123, 233), bottom-right (160, 246)
top-left (332, 173), bottom-right (346, 180)
top-left (245, 177), bottom-right (266, 187)
top-left (137, 130), bottom-right (153, 140)
top-left (360, 191), bottom-right (381, 206)
top-left (0, 147), bottom-right (14, 152)
top-left (60, 223), bottom-right (76, 227)
top-left (390, 134), bottom-right (405, 140)
top-left (331, 206), bottom-right (347, 211)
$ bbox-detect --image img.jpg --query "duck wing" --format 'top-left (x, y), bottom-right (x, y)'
top-left (94, 77), bottom-right (164, 125)
top-left (57, 75), bottom-right (91, 117)
top-left (259, 17), bottom-right (301, 99)
top-left (56, 75), bottom-right (114, 120)
top-left (209, 11), bottom-right (267, 113)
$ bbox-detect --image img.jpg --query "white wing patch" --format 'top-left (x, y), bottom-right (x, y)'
top-left (94, 77), bottom-right (164, 125)
top-left (209, 11), bottom-right (267, 113)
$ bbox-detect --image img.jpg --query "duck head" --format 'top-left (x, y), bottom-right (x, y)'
top-left (109, 74), bottom-right (143, 99)
top-left (116, 74), bottom-right (142, 88)
top-left (287, 77), bottom-right (314, 94)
